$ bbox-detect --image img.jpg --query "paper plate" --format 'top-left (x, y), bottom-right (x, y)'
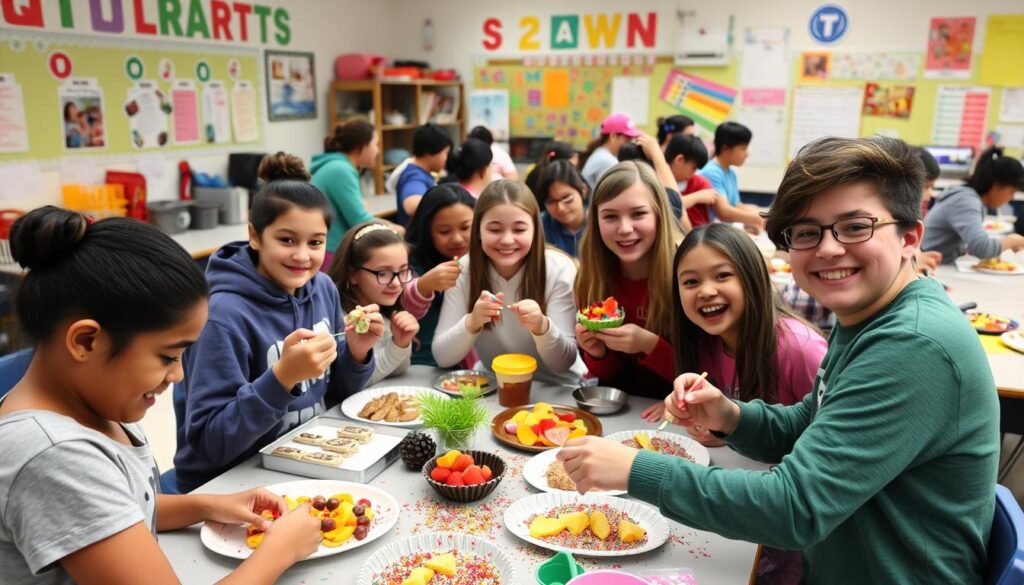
top-left (521, 447), bottom-right (627, 497)
top-left (504, 492), bottom-right (670, 557)
top-left (983, 217), bottom-right (1016, 235)
top-left (200, 479), bottom-right (399, 561)
top-left (340, 386), bottom-right (447, 427)
top-left (433, 370), bottom-right (498, 397)
top-left (604, 430), bottom-right (712, 467)
top-left (357, 532), bottom-right (516, 585)
top-left (972, 261), bottom-right (1024, 275)
top-left (1002, 331), bottom-right (1024, 354)
top-left (966, 311), bottom-right (1020, 335)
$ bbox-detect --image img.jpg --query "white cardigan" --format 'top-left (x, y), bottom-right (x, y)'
top-left (432, 249), bottom-right (586, 386)
top-left (367, 318), bottom-right (411, 387)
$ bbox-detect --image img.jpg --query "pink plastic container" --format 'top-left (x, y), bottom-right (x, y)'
top-left (567, 571), bottom-right (649, 585)
top-left (335, 54), bottom-right (386, 80)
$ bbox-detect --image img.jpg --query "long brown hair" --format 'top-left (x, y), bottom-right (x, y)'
top-left (467, 180), bottom-right (547, 326)
top-left (328, 221), bottom-right (406, 318)
top-left (574, 161), bottom-right (677, 338)
top-left (671, 224), bottom-right (819, 403)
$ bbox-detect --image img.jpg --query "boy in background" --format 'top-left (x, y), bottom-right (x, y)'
top-left (394, 124), bottom-right (453, 225)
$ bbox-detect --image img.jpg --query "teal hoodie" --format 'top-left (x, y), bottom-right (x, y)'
top-left (310, 152), bottom-right (374, 251)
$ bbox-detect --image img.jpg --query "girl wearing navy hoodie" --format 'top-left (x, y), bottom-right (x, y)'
top-left (174, 153), bottom-right (382, 493)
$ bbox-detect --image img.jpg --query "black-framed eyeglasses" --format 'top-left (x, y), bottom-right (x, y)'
top-left (782, 217), bottom-right (902, 250)
top-left (357, 267), bottom-right (413, 285)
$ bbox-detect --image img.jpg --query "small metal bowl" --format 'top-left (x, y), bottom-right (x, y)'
top-left (572, 386), bottom-right (627, 415)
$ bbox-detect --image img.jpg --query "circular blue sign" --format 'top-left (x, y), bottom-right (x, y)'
top-left (809, 4), bottom-right (849, 45)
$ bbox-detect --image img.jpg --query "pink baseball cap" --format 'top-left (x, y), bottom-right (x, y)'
top-left (600, 113), bottom-right (641, 137)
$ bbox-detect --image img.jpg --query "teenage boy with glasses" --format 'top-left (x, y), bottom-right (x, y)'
top-left (556, 136), bottom-right (998, 584)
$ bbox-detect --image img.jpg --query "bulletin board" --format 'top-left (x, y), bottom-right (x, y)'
top-left (0, 33), bottom-right (262, 163)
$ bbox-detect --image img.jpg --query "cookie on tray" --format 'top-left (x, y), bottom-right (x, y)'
top-left (293, 432), bottom-right (328, 446)
top-left (271, 446), bottom-right (305, 460)
top-left (321, 437), bottom-right (360, 454)
top-left (336, 425), bottom-right (374, 443)
top-left (300, 452), bottom-right (345, 467)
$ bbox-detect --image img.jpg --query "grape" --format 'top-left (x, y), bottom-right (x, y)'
top-left (354, 526), bottom-right (368, 540)
top-left (357, 498), bottom-right (372, 508)
top-left (352, 504), bottom-right (365, 517)
top-left (356, 515), bottom-right (370, 526)
top-left (320, 518), bottom-right (336, 532)
top-left (311, 496), bottom-right (326, 511)
top-left (325, 498), bottom-right (339, 511)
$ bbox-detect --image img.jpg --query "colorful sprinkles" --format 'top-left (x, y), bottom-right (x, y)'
top-left (622, 438), bottom-right (696, 462)
top-left (370, 550), bottom-right (500, 585)
top-left (525, 503), bottom-right (648, 551)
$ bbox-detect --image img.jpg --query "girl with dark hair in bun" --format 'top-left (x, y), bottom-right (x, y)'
top-left (174, 152), bottom-right (382, 493)
top-left (524, 141), bottom-right (577, 197)
top-left (311, 120), bottom-right (403, 266)
top-left (445, 138), bottom-right (493, 198)
top-left (0, 206), bottom-right (322, 583)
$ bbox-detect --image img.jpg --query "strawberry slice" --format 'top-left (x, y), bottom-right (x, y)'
top-left (538, 418), bottom-right (557, 432)
top-left (556, 412), bottom-right (576, 423)
top-left (602, 297), bottom-right (618, 315)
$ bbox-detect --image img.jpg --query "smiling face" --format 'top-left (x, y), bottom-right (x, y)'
top-left (250, 206), bottom-right (328, 295)
top-left (597, 181), bottom-right (658, 276)
top-left (677, 244), bottom-right (746, 350)
top-left (787, 182), bottom-right (921, 325)
top-left (480, 202), bottom-right (534, 279)
top-left (430, 202), bottom-right (473, 260)
top-left (545, 181), bottom-right (586, 231)
top-left (349, 243), bottom-right (408, 308)
top-left (82, 301), bottom-right (207, 423)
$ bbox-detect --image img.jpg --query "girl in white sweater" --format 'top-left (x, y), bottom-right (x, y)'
top-left (433, 180), bottom-right (586, 386)
top-left (328, 222), bottom-right (420, 386)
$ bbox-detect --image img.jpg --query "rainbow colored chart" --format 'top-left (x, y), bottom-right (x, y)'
top-left (659, 69), bottom-right (737, 131)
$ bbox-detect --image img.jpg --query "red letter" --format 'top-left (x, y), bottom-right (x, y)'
top-left (626, 12), bottom-right (656, 48)
top-left (232, 2), bottom-right (251, 41)
top-left (1, 0), bottom-right (43, 27)
top-left (482, 17), bottom-right (502, 51)
top-left (210, 0), bottom-right (231, 40)
top-left (133, 0), bottom-right (156, 34)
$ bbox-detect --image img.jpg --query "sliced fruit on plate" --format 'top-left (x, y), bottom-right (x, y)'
top-left (589, 510), bottom-right (611, 540)
top-left (634, 432), bottom-right (653, 451)
top-left (618, 519), bottom-right (646, 542)
top-left (424, 552), bottom-right (457, 576)
top-left (529, 516), bottom-right (567, 538)
top-left (545, 426), bottom-right (571, 446)
top-left (559, 511), bottom-right (590, 535)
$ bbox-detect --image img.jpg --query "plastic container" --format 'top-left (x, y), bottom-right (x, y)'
top-left (491, 354), bottom-right (537, 407)
top-left (335, 53), bottom-right (386, 80)
top-left (567, 571), bottom-right (648, 585)
top-left (536, 551), bottom-right (585, 585)
top-left (148, 201), bottom-right (192, 234)
top-left (62, 184), bottom-right (128, 219)
top-left (188, 201), bottom-right (220, 230)
top-left (193, 186), bottom-right (249, 225)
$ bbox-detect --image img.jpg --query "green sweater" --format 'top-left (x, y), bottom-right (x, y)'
top-left (309, 152), bottom-right (374, 252)
top-left (629, 278), bottom-right (998, 584)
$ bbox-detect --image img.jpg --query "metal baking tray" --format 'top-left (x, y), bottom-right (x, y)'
top-left (259, 416), bottom-right (407, 483)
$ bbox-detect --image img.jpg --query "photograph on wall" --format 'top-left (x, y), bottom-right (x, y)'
top-left (862, 83), bottom-right (915, 119)
top-left (468, 89), bottom-right (510, 141)
top-left (925, 17), bottom-right (975, 79)
top-left (124, 80), bottom-right (170, 149)
top-left (59, 79), bottom-right (106, 150)
top-left (798, 51), bottom-right (832, 82)
top-left (265, 50), bottom-right (316, 120)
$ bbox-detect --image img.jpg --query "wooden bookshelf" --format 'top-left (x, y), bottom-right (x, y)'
top-left (329, 79), bottom-right (465, 194)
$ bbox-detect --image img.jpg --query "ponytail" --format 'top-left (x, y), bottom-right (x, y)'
top-left (967, 147), bottom-right (1024, 195)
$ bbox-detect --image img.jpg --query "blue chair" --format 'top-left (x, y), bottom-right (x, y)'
top-left (0, 348), bottom-right (32, 398)
top-left (988, 485), bottom-right (1024, 585)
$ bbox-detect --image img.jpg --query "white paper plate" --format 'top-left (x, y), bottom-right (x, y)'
top-left (974, 264), bottom-right (1024, 275)
top-left (340, 386), bottom-right (448, 427)
top-left (504, 492), bottom-right (670, 557)
top-left (521, 448), bottom-right (627, 496)
top-left (984, 217), bottom-right (1016, 235)
top-left (604, 430), bottom-right (712, 467)
top-left (357, 532), bottom-right (516, 585)
top-left (200, 479), bottom-right (399, 561)
top-left (1002, 331), bottom-right (1024, 354)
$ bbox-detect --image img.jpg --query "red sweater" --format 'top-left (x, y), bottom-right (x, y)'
top-left (683, 174), bottom-right (713, 227)
top-left (582, 273), bottom-right (675, 399)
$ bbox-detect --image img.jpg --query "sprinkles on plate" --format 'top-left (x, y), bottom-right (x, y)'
top-left (370, 550), bottom-right (500, 585)
top-left (525, 503), bottom-right (648, 551)
top-left (622, 437), bottom-right (696, 462)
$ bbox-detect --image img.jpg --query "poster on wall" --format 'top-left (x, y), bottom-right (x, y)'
top-left (232, 81), bottom-right (259, 142)
top-left (59, 79), bottom-right (106, 150)
top-left (924, 17), bottom-right (975, 79)
top-left (0, 73), bottom-right (29, 153)
top-left (789, 86), bottom-right (863, 159)
top-left (830, 53), bottom-right (920, 81)
top-left (124, 80), bottom-right (170, 149)
top-left (798, 51), bottom-right (831, 82)
top-left (170, 80), bottom-right (200, 145)
top-left (202, 81), bottom-right (232, 143)
top-left (611, 77), bottom-right (649, 126)
top-left (862, 83), bottom-right (915, 119)
top-left (659, 69), bottom-right (737, 133)
top-left (468, 89), bottom-right (510, 141)
top-left (265, 51), bottom-right (316, 121)
top-left (931, 85), bottom-right (990, 149)
top-left (739, 27), bottom-right (789, 95)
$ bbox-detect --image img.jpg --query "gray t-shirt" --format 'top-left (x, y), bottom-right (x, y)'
top-left (581, 146), bottom-right (619, 191)
top-left (0, 410), bottom-right (159, 584)
top-left (922, 185), bottom-right (1002, 263)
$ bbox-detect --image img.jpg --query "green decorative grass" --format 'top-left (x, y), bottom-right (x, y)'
top-left (417, 386), bottom-right (488, 448)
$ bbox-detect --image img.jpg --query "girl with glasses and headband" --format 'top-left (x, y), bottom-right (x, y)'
top-left (175, 153), bottom-right (381, 493)
top-left (328, 222), bottom-right (422, 385)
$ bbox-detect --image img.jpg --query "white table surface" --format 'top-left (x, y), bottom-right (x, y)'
top-left (159, 366), bottom-right (766, 584)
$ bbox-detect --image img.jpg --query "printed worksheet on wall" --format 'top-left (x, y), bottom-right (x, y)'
top-left (788, 86), bottom-right (863, 159)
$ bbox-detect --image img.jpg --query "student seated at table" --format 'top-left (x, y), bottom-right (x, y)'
top-left (656, 114), bottom-right (696, 150)
top-left (524, 140), bottom-right (577, 197)
top-left (394, 123), bottom-right (453, 225)
top-left (535, 159), bottom-right (589, 257)
top-left (174, 153), bottom-right (381, 493)
top-left (433, 180), bottom-right (586, 386)
top-left (444, 138), bottom-right (493, 198)
top-left (922, 146), bottom-right (1024, 263)
top-left (0, 207), bottom-right (322, 584)
top-left (664, 134), bottom-right (763, 230)
top-left (558, 136), bottom-right (999, 584)
top-left (469, 125), bottom-right (518, 181)
top-left (580, 113), bottom-right (640, 191)
top-left (700, 122), bottom-right (764, 232)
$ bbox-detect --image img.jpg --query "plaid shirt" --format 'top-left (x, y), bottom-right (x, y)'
top-left (781, 282), bottom-right (835, 333)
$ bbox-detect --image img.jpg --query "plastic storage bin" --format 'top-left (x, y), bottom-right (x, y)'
top-left (188, 201), bottom-right (220, 230)
top-left (148, 201), bottom-right (192, 234)
top-left (193, 186), bottom-right (248, 225)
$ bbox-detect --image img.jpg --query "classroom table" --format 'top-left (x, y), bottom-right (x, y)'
top-left (160, 366), bottom-right (767, 584)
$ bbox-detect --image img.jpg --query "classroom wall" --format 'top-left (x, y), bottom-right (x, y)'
top-left (0, 0), bottom-right (395, 210)
top-left (385, 0), bottom-right (1024, 193)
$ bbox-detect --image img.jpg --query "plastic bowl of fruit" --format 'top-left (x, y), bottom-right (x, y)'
top-left (422, 449), bottom-right (506, 503)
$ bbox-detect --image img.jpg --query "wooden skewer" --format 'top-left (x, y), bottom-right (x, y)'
top-left (657, 371), bottom-right (709, 431)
